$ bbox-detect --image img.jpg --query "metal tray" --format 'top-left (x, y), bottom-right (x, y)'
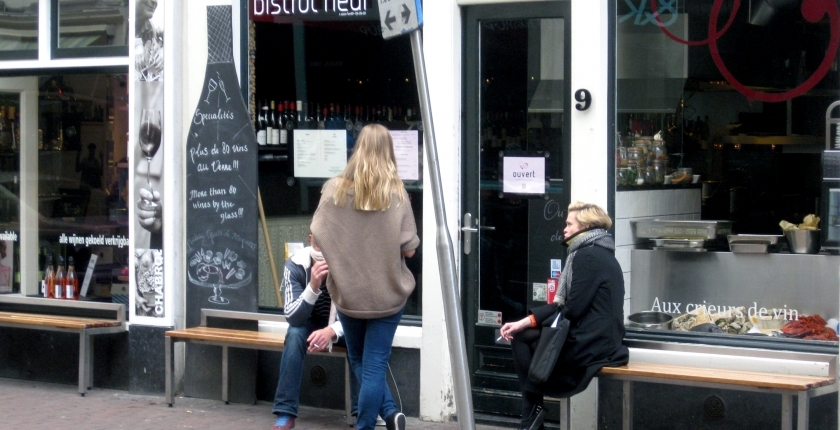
top-left (727, 234), bottom-right (783, 253)
top-left (652, 238), bottom-right (706, 249)
top-left (729, 243), bottom-right (770, 253)
top-left (632, 220), bottom-right (732, 240)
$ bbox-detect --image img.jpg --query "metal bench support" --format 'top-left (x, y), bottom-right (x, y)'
top-left (619, 380), bottom-right (816, 430)
top-left (165, 335), bottom-right (174, 406)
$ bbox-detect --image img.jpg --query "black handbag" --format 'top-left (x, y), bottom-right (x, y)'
top-left (527, 313), bottom-right (570, 385)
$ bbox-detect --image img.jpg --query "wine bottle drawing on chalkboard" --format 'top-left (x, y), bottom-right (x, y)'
top-left (185, 6), bottom-right (258, 321)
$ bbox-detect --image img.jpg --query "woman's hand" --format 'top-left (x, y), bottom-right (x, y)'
top-left (499, 316), bottom-right (533, 341)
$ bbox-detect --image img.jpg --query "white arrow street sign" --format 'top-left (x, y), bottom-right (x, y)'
top-left (378, 0), bottom-right (420, 39)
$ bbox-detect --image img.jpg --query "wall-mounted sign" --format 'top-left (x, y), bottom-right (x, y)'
top-left (250, 0), bottom-right (373, 22)
top-left (502, 156), bottom-right (545, 195)
top-left (293, 129), bottom-right (348, 178)
top-left (391, 130), bottom-right (419, 181)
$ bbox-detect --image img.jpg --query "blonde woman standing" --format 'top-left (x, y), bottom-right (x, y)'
top-left (311, 124), bottom-right (419, 430)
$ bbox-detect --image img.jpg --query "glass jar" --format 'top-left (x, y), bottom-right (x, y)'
top-left (645, 166), bottom-right (656, 184)
top-left (633, 140), bottom-right (649, 158)
top-left (618, 147), bottom-right (628, 167)
top-left (652, 141), bottom-right (667, 159)
top-left (626, 147), bottom-right (643, 162)
top-left (653, 160), bottom-right (666, 184)
top-left (617, 167), bottom-right (630, 186)
top-left (626, 160), bottom-right (641, 186)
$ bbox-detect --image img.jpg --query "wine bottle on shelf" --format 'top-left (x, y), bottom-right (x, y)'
top-left (43, 253), bottom-right (54, 298)
top-left (277, 103), bottom-right (287, 146)
top-left (345, 105), bottom-right (355, 133)
top-left (354, 106), bottom-right (363, 133)
top-left (65, 256), bottom-right (77, 300)
top-left (264, 101), bottom-right (274, 145)
top-left (296, 100), bottom-right (304, 124)
top-left (271, 101), bottom-right (281, 146)
top-left (256, 101), bottom-right (267, 146)
top-left (54, 256), bottom-right (65, 299)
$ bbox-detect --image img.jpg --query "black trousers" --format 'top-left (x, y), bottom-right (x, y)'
top-left (511, 327), bottom-right (545, 420)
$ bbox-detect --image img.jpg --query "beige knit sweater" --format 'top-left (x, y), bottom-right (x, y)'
top-left (310, 178), bottom-right (420, 319)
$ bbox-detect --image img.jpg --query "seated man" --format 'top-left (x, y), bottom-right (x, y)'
top-left (272, 234), bottom-right (358, 430)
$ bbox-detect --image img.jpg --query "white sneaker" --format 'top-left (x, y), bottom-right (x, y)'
top-left (354, 415), bottom-right (386, 426)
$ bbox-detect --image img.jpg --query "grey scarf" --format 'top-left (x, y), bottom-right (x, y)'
top-left (554, 228), bottom-right (615, 307)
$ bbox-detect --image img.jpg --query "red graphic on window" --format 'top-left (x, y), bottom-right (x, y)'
top-left (650, 0), bottom-right (840, 103)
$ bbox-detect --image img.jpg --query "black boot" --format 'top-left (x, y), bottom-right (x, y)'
top-left (519, 404), bottom-right (546, 430)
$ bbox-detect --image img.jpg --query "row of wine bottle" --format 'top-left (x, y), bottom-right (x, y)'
top-left (255, 99), bottom-right (421, 146)
top-left (41, 255), bottom-right (79, 300)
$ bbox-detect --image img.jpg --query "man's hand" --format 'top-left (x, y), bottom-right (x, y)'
top-left (307, 327), bottom-right (336, 353)
top-left (309, 259), bottom-right (328, 292)
top-left (137, 188), bottom-right (162, 233)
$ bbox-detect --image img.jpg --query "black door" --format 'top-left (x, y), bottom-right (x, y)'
top-left (462, 1), bottom-right (571, 420)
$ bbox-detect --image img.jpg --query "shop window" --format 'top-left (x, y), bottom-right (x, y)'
top-left (0, 0), bottom-right (39, 60)
top-left (249, 1), bottom-right (423, 318)
top-left (0, 92), bottom-right (21, 293)
top-left (52, 0), bottom-right (129, 58)
top-left (37, 73), bottom-right (129, 299)
top-left (615, 1), bottom-right (839, 349)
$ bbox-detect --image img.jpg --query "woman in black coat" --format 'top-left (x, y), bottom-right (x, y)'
top-left (499, 202), bottom-right (629, 430)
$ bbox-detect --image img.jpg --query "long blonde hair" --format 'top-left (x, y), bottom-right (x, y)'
top-left (332, 124), bottom-right (406, 211)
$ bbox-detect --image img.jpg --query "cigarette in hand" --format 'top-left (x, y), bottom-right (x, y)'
top-left (313, 344), bottom-right (320, 348)
top-left (496, 336), bottom-right (504, 342)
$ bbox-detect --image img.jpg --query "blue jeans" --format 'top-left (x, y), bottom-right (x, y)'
top-left (272, 320), bottom-right (360, 417)
top-left (338, 308), bottom-right (403, 430)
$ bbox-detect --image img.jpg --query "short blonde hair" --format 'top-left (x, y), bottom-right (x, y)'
top-left (332, 124), bottom-right (406, 211)
top-left (568, 201), bottom-right (612, 230)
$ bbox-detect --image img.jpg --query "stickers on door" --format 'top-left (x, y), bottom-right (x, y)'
top-left (477, 310), bottom-right (502, 327)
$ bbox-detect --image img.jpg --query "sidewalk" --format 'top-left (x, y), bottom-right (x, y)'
top-left (0, 377), bottom-right (512, 430)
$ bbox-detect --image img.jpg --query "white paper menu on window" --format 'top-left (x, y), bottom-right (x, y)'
top-left (390, 130), bottom-right (419, 181)
top-left (293, 130), bottom-right (348, 178)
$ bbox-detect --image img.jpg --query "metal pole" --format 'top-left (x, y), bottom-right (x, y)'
top-left (410, 30), bottom-right (475, 429)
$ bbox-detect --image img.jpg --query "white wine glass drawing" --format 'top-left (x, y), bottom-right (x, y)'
top-left (138, 109), bottom-right (162, 210)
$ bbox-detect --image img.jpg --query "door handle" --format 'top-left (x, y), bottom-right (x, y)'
top-left (461, 213), bottom-right (495, 255)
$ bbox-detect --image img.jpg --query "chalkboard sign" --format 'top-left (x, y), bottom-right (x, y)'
top-left (185, 6), bottom-right (259, 328)
top-left (527, 187), bottom-right (566, 307)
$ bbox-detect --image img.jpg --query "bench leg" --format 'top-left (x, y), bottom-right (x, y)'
top-left (558, 397), bottom-right (570, 430)
top-left (781, 394), bottom-right (793, 430)
top-left (222, 345), bottom-right (229, 404)
top-left (78, 332), bottom-right (88, 396)
top-left (345, 359), bottom-right (353, 426)
top-left (622, 380), bottom-right (633, 430)
top-left (86, 335), bottom-right (94, 389)
top-left (797, 392), bottom-right (809, 430)
top-left (165, 335), bottom-right (174, 406)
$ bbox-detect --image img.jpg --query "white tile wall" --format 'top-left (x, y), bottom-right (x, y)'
top-left (614, 188), bottom-right (702, 305)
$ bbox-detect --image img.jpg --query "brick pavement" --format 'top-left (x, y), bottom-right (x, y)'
top-left (0, 377), bottom-right (513, 430)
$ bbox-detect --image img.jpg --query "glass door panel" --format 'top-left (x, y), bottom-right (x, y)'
top-left (463, 2), bottom-right (570, 419)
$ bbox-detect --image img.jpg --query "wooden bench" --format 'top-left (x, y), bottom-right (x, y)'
top-left (165, 309), bottom-right (352, 423)
top-left (0, 296), bottom-right (125, 396)
top-left (597, 344), bottom-right (837, 430)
